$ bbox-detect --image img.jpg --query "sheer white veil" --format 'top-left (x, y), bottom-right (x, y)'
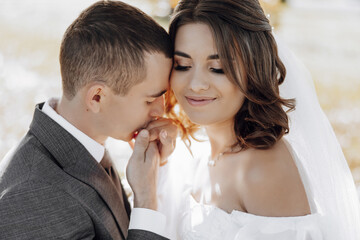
top-left (277, 36), bottom-right (360, 239)
top-left (158, 35), bottom-right (360, 240)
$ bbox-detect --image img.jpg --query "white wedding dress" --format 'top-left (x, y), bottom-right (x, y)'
top-left (158, 138), bottom-right (323, 240)
top-left (179, 141), bottom-right (324, 240)
top-left (181, 196), bottom-right (322, 240)
top-left (157, 38), bottom-right (360, 240)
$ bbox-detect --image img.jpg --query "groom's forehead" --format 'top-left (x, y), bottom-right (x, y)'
top-left (133, 53), bottom-right (171, 95)
top-left (128, 73), bottom-right (168, 97)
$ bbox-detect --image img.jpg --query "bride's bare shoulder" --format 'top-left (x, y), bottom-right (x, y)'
top-left (235, 138), bottom-right (310, 217)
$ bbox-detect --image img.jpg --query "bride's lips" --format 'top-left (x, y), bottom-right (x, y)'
top-left (185, 96), bottom-right (216, 107)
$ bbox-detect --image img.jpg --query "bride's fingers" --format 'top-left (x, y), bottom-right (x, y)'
top-left (146, 118), bottom-right (174, 131)
top-left (148, 121), bottom-right (177, 136)
top-left (148, 128), bottom-right (161, 142)
top-left (159, 129), bottom-right (176, 163)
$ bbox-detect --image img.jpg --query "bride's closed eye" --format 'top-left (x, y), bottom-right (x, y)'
top-left (210, 67), bottom-right (224, 74)
top-left (174, 64), bottom-right (191, 71)
top-left (206, 56), bottom-right (224, 74)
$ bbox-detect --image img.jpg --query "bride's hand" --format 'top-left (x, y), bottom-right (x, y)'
top-left (146, 118), bottom-right (178, 165)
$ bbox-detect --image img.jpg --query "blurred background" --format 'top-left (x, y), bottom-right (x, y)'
top-left (0, 0), bottom-right (359, 193)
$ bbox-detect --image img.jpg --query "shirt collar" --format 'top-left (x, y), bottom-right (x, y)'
top-left (42, 98), bottom-right (105, 163)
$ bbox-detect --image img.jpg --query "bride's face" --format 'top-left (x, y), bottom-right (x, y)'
top-left (170, 23), bottom-right (245, 125)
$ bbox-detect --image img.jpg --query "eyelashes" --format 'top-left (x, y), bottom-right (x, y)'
top-left (174, 65), bottom-right (191, 71)
top-left (210, 68), bottom-right (224, 74)
top-left (174, 64), bottom-right (224, 74)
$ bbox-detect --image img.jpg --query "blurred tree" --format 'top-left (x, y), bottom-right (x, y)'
top-left (259, 0), bottom-right (286, 28)
top-left (170, 0), bottom-right (179, 9)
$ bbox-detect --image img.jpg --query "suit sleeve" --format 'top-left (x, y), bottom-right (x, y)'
top-left (0, 181), bottom-right (95, 240)
top-left (127, 229), bottom-right (169, 240)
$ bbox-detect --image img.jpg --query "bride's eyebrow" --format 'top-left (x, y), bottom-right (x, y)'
top-left (174, 51), bottom-right (191, 59)
top-left (207, 54), bottom-right (219, 60)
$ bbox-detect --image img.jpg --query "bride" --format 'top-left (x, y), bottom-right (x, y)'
top-left (157, 0), bottom-right (360, 239)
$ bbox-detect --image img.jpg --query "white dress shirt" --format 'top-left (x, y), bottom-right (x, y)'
top-left (42, 98), bottom-right (166, 238)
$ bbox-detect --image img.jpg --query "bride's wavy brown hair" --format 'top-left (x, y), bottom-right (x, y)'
top-left (166, 0), bottom-right (295, 150)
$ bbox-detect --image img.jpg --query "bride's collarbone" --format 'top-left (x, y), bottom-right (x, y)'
top-left (192, 151), bottom-right (250, 213)
top-left (192, 140), bottom-right (310, 217)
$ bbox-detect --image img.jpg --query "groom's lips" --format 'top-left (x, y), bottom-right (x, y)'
top-left (132, 121), bottom-right (152, 139)
top-left (132, 116), bottom-right (162, 139)
top-left (133, 131), bottom-right (139, 138)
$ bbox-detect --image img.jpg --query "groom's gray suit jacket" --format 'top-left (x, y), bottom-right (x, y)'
top-left (0, 103), bottom-right (167, 240)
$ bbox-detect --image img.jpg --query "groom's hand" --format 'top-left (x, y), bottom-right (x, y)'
top-left (126, 129), bottom-right (160, 210)
top-left (146, 118), bottom-right (178, 165)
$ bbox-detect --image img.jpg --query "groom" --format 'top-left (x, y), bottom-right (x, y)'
top-left (0, 1), bottom-right (175, 239)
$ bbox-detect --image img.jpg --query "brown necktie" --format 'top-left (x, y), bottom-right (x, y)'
top-left (100, 150), bottom-right (131, 218)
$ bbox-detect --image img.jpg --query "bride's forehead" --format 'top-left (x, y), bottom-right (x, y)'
top-left (175, 25), bottom-right (219, 59)
top-left (176, 24), bottom-right (215, 44)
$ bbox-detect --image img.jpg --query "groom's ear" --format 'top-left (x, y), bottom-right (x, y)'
top-left (85, 84), bottom-right (106, 113)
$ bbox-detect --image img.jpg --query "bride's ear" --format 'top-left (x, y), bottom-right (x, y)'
top-left (85, 84), bottom-right (106, 113)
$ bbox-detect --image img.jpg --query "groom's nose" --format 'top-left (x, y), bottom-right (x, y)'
top-left (149, 96), bottom-right (165, 118)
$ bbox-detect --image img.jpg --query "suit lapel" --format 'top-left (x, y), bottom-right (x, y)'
top-left (29, 103), bottom-right (129, 238)
top-left (64, 152), bottom-right (129, 238)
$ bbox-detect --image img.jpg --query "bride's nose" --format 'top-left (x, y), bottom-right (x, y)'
top-left (188, 68), bottom-right (210, 92)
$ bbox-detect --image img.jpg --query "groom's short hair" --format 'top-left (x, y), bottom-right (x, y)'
top-left (60, 0), bottom-right (173, 100)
